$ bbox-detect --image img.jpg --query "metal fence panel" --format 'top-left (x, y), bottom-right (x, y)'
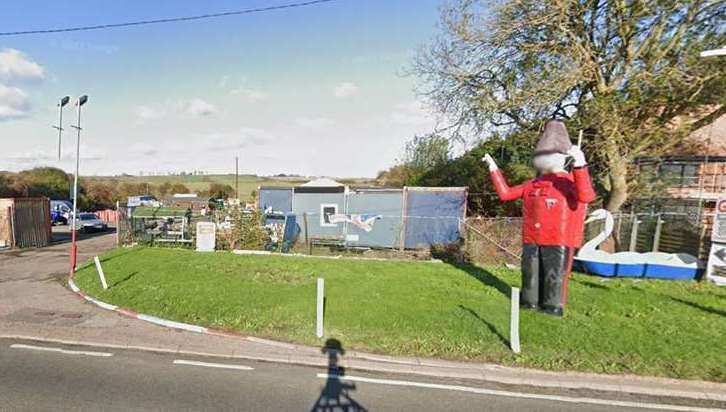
top-left (404, 188), bottom-right (467, 249)
top-left (346, 190), bottom-right (403, 248)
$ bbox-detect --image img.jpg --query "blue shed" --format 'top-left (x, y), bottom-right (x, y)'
top-left (258, 180), bottom-right (467, 250)
top-left (292, 181), bottom-right (347, 241)
top-left (403, 187), bottom-right (467, 249)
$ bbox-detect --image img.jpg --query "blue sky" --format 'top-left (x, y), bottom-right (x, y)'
top-left (0, 0), bottom-right (445, 177)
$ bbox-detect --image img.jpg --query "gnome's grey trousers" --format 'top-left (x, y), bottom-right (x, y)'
top-left (520, 244), bottom-right (574, 310)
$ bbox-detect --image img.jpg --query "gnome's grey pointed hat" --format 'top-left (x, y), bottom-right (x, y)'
top-left (534, 120), bottom-right (572, 155)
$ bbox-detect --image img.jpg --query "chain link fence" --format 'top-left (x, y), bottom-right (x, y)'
top-left (462, 217), bottom-right (523, 266)
top-left (463, 210), bottom-right (711, 267)
top-left (117, 205), bottom-right (215, 247)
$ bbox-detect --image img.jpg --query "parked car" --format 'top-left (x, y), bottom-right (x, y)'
top-left (51, 209), bottom-right (67, 226)
top-left (74, 213), bottom-right (108, 232)
top-left (50, 200), bottom-right (72, 225)
top-left (127, 195), bottom-right (161, 208)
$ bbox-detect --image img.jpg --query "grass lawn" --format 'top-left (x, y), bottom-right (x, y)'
top-left (74, 247), bottom-right (726, 382)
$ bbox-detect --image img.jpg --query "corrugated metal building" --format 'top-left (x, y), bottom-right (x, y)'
top-left (259, 179), bottom-right (467, 250)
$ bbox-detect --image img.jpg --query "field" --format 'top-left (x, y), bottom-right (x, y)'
top-left (74, 247), bottom-right (726, 382)
top-left (84, 174), bottom-right (377, 201)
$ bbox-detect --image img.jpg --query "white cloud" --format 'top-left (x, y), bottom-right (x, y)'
top-left (2, 143), bottom-right (105, 169)
top-left (295, 116), bottom-right (335, 129)
top-left (0, 49), bottom-right (45, 83)
top-left (230, 87), bottom-right (269, 103)
top-left (390, 101), bottom-right (436, 127)
top-left (182, 98), bottom-right (217, 117)
top-left (134, 105), bottom-right (166, 122)
top-left (204, 127), bottom-right (273, 151)
top-left (333, 82), bottom-right (359, 98)
top-left (0, 84), bottom-right (31, 121)
top-left (128, 142), bottom-right (159, 157)
top-left (134, 98), bottom-right (217, 122)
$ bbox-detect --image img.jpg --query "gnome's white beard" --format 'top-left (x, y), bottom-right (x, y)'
top-left (533, 153), bottom-right (568, 174)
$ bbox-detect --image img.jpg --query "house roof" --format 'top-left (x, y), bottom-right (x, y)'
top-left (301, 177), bottom-right (344, 187)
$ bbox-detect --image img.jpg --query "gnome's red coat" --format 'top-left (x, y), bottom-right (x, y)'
top-left (490, 167), bottom-right (596, 247)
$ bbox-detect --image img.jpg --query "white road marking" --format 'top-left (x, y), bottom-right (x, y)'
top-left (10, 343), bottom-right (113, 357)
top-left (173, 359), bottom-right (254, 371)
top-left (316, 374), bottom-right (724, 412)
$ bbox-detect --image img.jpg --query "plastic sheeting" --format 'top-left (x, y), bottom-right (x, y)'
top-left (259, 188), bottom-right (293, 213)
top-left (404, 188), bottom-right (466, 249)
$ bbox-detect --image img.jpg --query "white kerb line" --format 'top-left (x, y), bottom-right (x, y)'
top-left (316, 278), bottom-right (324, 338)
top-left (173, 359), bottom-right (254, 371)
top-left (11, 343), bottom-right (112, 357)
top-left (510, 287), bottom-right (521, 354)
top-left (94, 256), bottom-right (108, 290)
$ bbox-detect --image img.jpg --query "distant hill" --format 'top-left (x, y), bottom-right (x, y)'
top-left (84, 174), bottom-right (378, 201)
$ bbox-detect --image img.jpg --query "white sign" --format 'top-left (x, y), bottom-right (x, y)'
top-left (196, 222), bottom-right (216, 252)
top-left (706, 243), bottom-right (726, 286)
top-left (706, 196), bottom-right (726, 286)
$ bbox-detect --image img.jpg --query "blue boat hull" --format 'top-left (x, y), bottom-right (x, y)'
top-left (574, 259), bottom-right (644, 277)
top-left (573, 259), bottom-right (699, 280)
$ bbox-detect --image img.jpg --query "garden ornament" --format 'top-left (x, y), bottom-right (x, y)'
top-left (482, 120), bottom-right (595, 316)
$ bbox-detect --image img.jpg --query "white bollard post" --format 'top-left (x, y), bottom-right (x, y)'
top-left (316, 278), bottom-right (324, 338)
top-left (94, 256), bottom-right (108, 290)
top-left (510, 287), bottom-right (521, 354)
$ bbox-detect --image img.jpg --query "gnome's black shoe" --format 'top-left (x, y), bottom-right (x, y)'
top-left (520, 302), bottom-right (538, 310)
top-left (540, 306), bottom-right (563, 317)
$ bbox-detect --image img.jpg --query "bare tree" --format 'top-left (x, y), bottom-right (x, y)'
top-left (415, 0), bottom-right (725, 211)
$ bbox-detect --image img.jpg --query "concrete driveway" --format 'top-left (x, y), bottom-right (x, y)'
top-left (0, 227), bottom-right (134, 337)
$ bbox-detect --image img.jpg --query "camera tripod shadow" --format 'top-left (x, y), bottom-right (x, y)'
top-left (310, 339), bottom-right (367, 412)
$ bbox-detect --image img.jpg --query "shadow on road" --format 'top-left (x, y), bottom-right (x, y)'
top-left (310, 339), bottom-right (367, 412)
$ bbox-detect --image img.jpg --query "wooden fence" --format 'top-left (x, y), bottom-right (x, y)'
top-left (0, 198), bottom-right (52, 248)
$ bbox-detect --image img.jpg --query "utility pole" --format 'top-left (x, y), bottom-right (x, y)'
top-left (235, 156), bottom-right (239, 200)
top-left (69, 95), bottom-right (88, 274)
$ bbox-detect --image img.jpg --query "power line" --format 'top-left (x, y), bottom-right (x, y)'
top-left (0, 0), bottom-right (337, 37)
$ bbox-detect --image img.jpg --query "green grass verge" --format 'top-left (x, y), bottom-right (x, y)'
top-left (74, 247), bottom-right (726, 381)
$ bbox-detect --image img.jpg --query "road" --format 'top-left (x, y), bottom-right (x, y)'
top-left (1, 229), bottom-right (722, 411)
top-left (1, 338), bottom-right (718, 412)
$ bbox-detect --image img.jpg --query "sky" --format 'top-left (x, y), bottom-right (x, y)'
top-left (0, 0), bottom-right (447, 177)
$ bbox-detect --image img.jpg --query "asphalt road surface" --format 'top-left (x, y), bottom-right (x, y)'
top-left (0, 339), bottom-right (719, 412)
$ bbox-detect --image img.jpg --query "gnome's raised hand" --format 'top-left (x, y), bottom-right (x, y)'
top-left (482, 154), bottom-right (499, 171)
top-left (568, 145), bottom-right (587, 168)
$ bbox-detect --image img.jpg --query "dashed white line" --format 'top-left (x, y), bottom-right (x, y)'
top-left (316, 374), bottom-right (723, 412)
top-left (10, 343), bottom-right (113, 357)
top-left (173, 359), bottom-right (254, 371)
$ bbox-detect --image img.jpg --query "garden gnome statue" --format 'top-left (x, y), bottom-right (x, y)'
top-left (482, 120), bottom-right (595, 316)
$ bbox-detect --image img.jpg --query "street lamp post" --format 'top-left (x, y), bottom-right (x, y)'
top-left (69, 95), bottom-right (88, 274)
top-left (52, 96), bottom-right (71, 160)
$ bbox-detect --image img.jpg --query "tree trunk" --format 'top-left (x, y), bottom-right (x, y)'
top-left (606, 158), bottom-right (629, 213)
